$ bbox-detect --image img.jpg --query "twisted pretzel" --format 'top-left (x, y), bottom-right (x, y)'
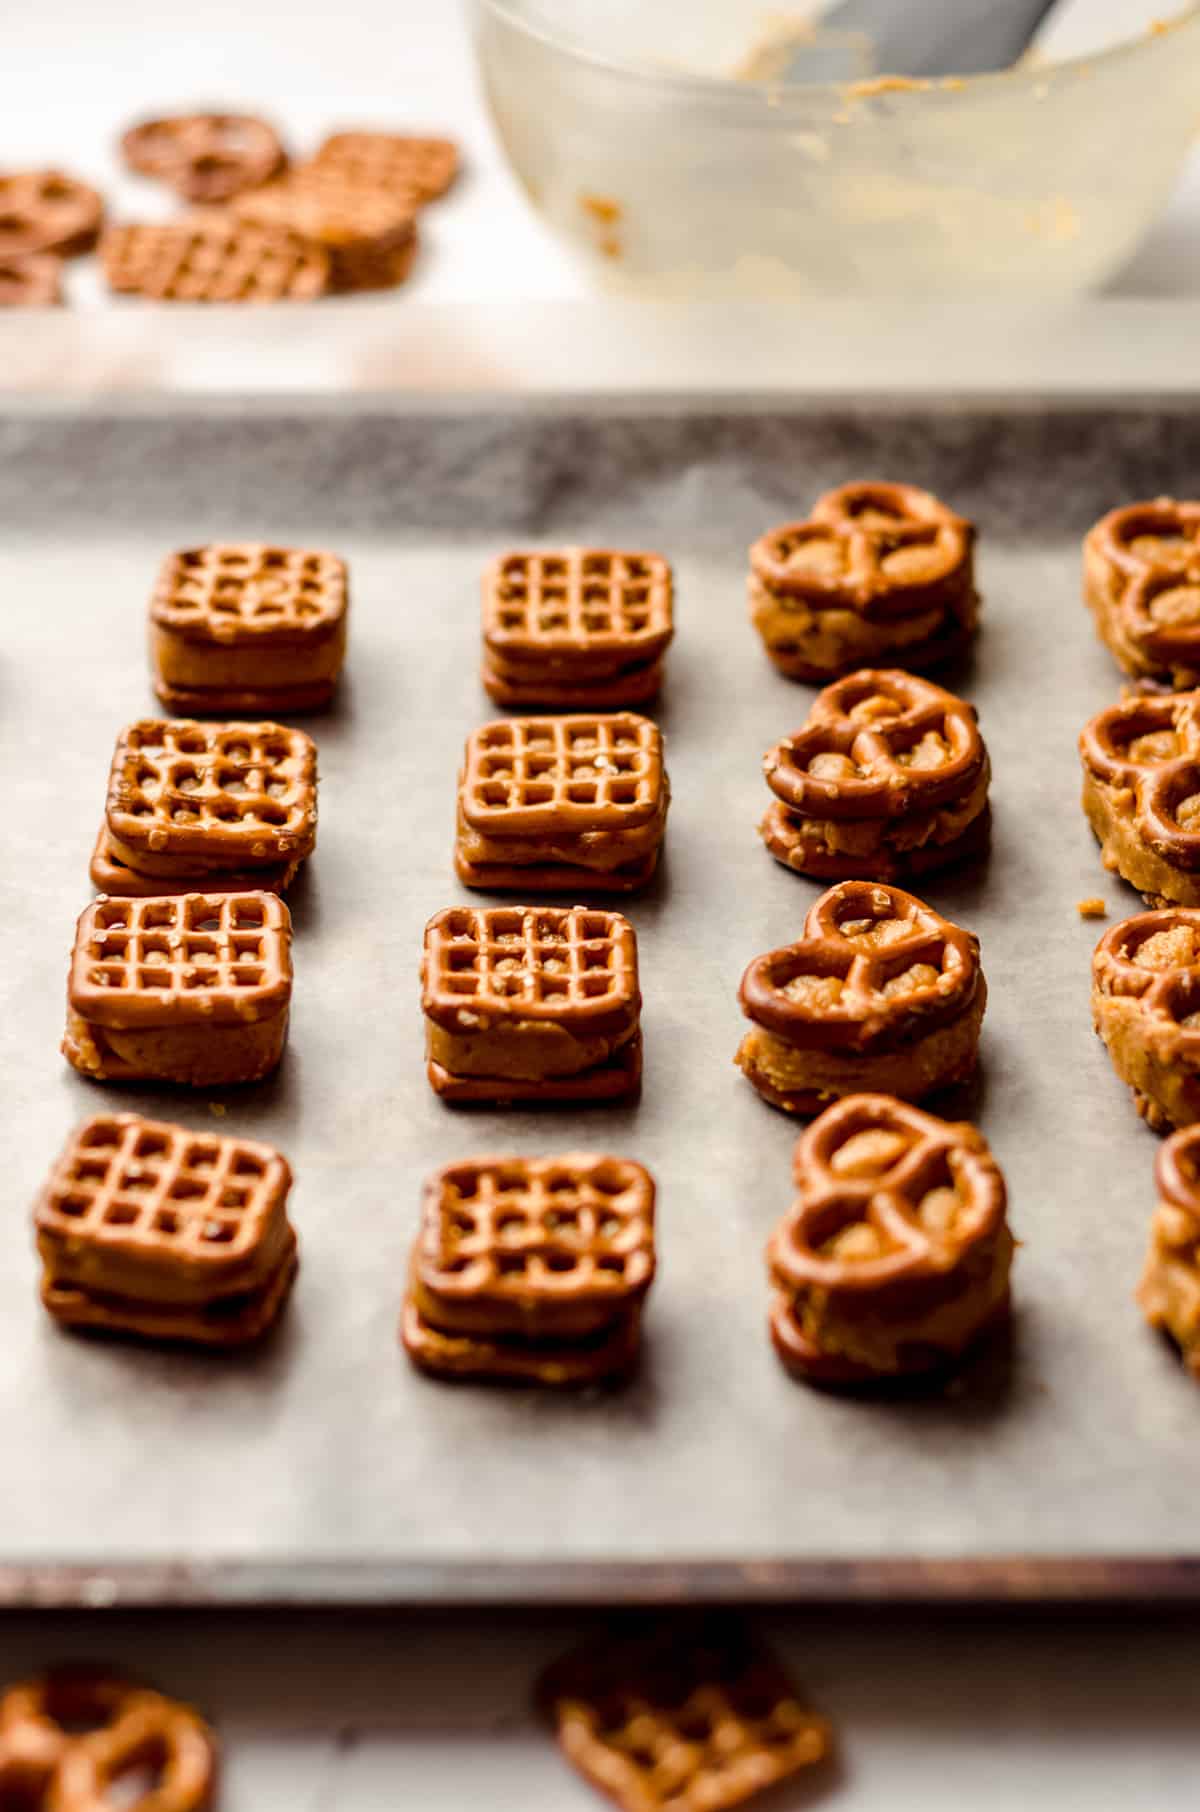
top-left (1087, 500), bottom-right (1200, 677)
top-left (765, 669), bottom-right (987, 820)
top-left (1081, 692), bottom-right (1200, 872)
top-left (121, 114), bottom-right (286, 203)
top-left (1092, 907), bottom-right (1200, 1054)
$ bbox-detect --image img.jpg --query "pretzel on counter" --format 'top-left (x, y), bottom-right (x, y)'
top-left (760, 668), bottom-right (991, 881)
top-left (481, 548), bottom-right (674, 710)
top-left (63, 892), bottom-right (293, 1087)
top-left (232, 165), bottom-right (418, 292)
top-left (0, 1667), bottom-right (216, 1810)
top-left (101, 213), bottom-right (330, 302)
top-left (314, 130), bottom-right (459, 205)
top-left (149, 544), bottom-right (349, 714)
top-left (1084, 499), bottom-right (1200, 689)
top-left (767, 1092), bottom-right (1013, 1384)
top-left (0, 169), bottom-right (103, 258)
top-left (121, 112), bottom-right (287, 203)
top-left (422, 905), bottom-right (642, 1104)
top-left (1092, 906), bottom-right (1200, 1132)
top-left (736, 880), bottom-right (986, 1117)
top-left (403, 1153), bottom-right (655, 1386)
top-left (748, 481), bottom-right (978, 681)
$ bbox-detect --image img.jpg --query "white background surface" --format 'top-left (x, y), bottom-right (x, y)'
top-left (5, 2), bottom-right (1200, 1805)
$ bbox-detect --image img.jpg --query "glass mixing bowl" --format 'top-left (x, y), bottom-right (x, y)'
top-left (472, 1), bottom-right (1200, 296)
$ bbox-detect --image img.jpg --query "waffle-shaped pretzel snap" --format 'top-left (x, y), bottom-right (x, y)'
top-left (101, 214), bottom-right (330, 303)
top-left (736, 881), bottom-right (985, 1117)
top-left (749, 480), bottom-right (978, 681)
top-left (1090, 906), bottom-right (1200, 1132)
top-left (456, 714), bottom-right (668, 894)
top-left (315, 130), bottom-right (460, 204)
top-left (233, 166), bottom-right (418, 292)
top-left (0, 252), bottom-right (63, 306)
top-left (539, 1617), bottom-right (831, 1812)
top-left (1084, 499), bottom-right (1200, 689)
top-left (90, 718), bottom-right (318, 897)
top-left (64, 892), bottom-right (293, 1087)
top-left (35, 1113), bottom-right (298, 1345)
top-left (121, 112), bottom-right (287, 203)
top-left (481, 548), bottom-right (675, 709)
top-left (422, 905), bottom-right (642, 1104)
top-left (0, 1668), bottom-right (216, 1810)
top-left (403, 1153), bottom-right (655, 1386)
top-left (760, 668), bottom-right (991, 881)
top-left (1080, 690), bottom-right (1200, 906)
top-left (768, 1094), bottom-right (1013, 1384)
top-left (0, 170), bottom-right (103, 259)
top-left (1138, 1124), bottom-right (1200, 1378)
top-left (149, 545), bottom-right (349, 714)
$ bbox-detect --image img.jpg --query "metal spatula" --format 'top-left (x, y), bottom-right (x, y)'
top-left (782, 0), bottom-right (1061, 79)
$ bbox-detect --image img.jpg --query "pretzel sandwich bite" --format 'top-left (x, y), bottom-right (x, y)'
top-left (768, 1093), bottom-right (1013, 1384)
top-left (1139, 1124), bottom-right (1200, 1378)
top-left (422, 905), bottom-right (641, 1104)
top-left (760, 668), bottom-right (991, 882)
top-left (1080, 690), bottom-right (1200, 906)
top-left (1084, 498), bottom-right (1200, 689)
top-left (736, 881), bottom-right (985, 1116)
top-left (1092, 906), bottom-right (1200, 1132)
top-left (748, 481), bottom-right (978, 681)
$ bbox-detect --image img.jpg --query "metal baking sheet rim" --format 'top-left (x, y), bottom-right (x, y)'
top-left (8, 1555), bottom-right (1200, 1608)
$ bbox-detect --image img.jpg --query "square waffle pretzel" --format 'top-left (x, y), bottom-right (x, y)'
top-left (35, 1113), bottom-right (298, 1347)
top-left (232, 168), bottom-right (419, 292)
top-left (314, 130), bottom-right (460, 204)
top-left (403, 1154), bottom-right (655, 1386)
top-left (760, 668), bottom-right (992, 883)
top-left (768, 1092), bottom-right (1013, 1385)
top-left (0, 1669), bottom-right (217, 1811)
top-left (149, 544), bottom-right (349, 714)
top-left (92, 718), bottom-right (318, 896)
top-left (455, 714), bottom-right (668, 894)
top-left (736, 880), bottom-right (986, 1117)
top-left (539, 1618), bottom-right (831, 1812)
top-left (1080, 690), bottom-right (1200, 907)
top-left (748, 480), bottom-right (978, 682)
top-left (100, 214), bottom-right (330, 302)
top-left (64, 891), bottom-right (293, 1087)
top-left (1084, 498), bottom-right (1200, 688)
top-left (1092, 905), bottom-right (1200, 1132)
top-left (422, 905), bottom-right (642, 1104)
top-left (481, 549), bottom-right (675, 709)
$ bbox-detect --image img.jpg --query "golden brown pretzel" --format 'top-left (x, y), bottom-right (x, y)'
top-left (1084, 499), bottom-right (1200, 685)
top-left (752, 481), bottom-right (973, 617)
top-left (765, 668), bottom-right (987, 819)
top-left (767, 1093), bottom-right (1012, 1382)
top-left (0, 170), bottom-right (103, 258)
top-left (314, 130), bottom-right (460, 204)
top-left (1092, 906), bottom-right (1200, 1130)
top-left (101, 215), bottom-right (330, 303)
top-left (739, 881), bottom-right (980, 1054)
top-left (121, 113), bottom-right (286, 203)
top-left (1139, 1123), bottom-right (1200, 1378)
top-left (1080, 691), bottom-right (1200, 901)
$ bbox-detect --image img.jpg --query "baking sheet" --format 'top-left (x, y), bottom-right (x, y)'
top-left (2, 401), bottom-right (1200, 1607)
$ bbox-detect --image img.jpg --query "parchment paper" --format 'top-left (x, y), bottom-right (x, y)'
top-left (1, 402), bottom-right (1197, 1603)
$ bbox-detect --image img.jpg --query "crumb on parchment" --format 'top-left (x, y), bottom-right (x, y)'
top-left (209, 1101), bottom-right (228, 1117)
top-left (1077, 897), bottom-right (1108, 919)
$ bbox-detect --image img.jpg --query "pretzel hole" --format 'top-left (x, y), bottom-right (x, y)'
top-left (544, 1252), bottom-right (576, 1273)
top-left (1128, 728), bottom-right (1183, 763)
top-left (104, 1202), bottom-right (140, 1226)
top-left (594, 1255), bottom-right (625, 1274)
top-left (880, 961), bottom-right (940, 1000)
top-left (56, 1192), bottom-right (91, 1218)
top-left (1148, 584), bottom-right (1200, 629)
top-left (231, 966), bottom-right (264, 987)
top-left (222, 741), bottom-right (251, 761)
top-left (495, 1254), bottom-right (526, 1275)
top-left (230, 901), bottom-right (267, 928)
top-left (0, 1761), bottom-right (55, 1810)
top-left (567, 783), bottom-right (598, 804)
top-left (1130, 923), bottom-right (1200, 971)
top-left (102, 1734), bottom-right (170, 1805)
top-left (175, 734), bottom-right (207, 755)
top-left (542, 1210), bottom-right (578, 1233)
top-left (896, 730), bottom-right (952, 771)
top-left (184, 1145), bottom-right (218, 1171)
top-left (221, 1186), bottom-right (249, 1208)
top-left (782, 972), bottom-right (844, 1008)
top-left (776, 528), bottom-right (843, 575)
top-left (169, 1177), bottom-right (206, 1200)
top-left (141, 902), bottom-right (178, 929)
top-left (201, 1220), bottom-right (236, 1243)
top-left (830, 1128), bottom-right (912, 1179)
top-left (232, 1154), bottom-right (264, 1176)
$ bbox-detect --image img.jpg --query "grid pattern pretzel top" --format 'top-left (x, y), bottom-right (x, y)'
top-left (423, 905), bottom-right (639, 1031)
top-left (417, 1155), bottom-right (655, 1309)
top-left (740, 882), bottom-right (979, 1051)
top-left (483, 549), bottom-right (674, 657)
top-left (1093, 908), bottom-right (1200, 1043)
top-left (459, 715), bottom-right (665, 834)
top-left (751, 481), bottom-right (972, 615)
top-left (234, 166), bottom-right (419, 244)
top-left (151, 544), bottom-right (348, 639)
top-left (541, 1622), bottom-right (830, 1812)
top-left (105, 718), bottom-right (318, 859)
top-left (38, 1113), bottom-right (290, 1283)
top-left (766, 670), bottom-right (986, 819)
top-left (772, 1095), bottom-right (1006, 1295)
top-left (101, 216), bottom-right (330, 302)
top-left (1082, 692), bottom-right (1200, 867)
top-left (70, 891), bottom-right (292, 1026)
top-left (315, 131), bottom-right (460, 203)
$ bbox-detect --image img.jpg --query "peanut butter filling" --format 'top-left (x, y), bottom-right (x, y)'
top-left (1092, 990), bottom-right (1200, 1130)
top-left (63, 1006), bottom-right (287, 1087)
top-left (749, 578), bottom-right (950, 669)
top-left (763, 769), bottom-right (989, 866)
top-left (456, 793), bottom-right (667, 875)
top-left (152, 619), bottom-right (346, 692)
top-left (424, 1017), bottom-right (633, 1082)
top-left (1082, 770), bottom-right (1200, 905)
